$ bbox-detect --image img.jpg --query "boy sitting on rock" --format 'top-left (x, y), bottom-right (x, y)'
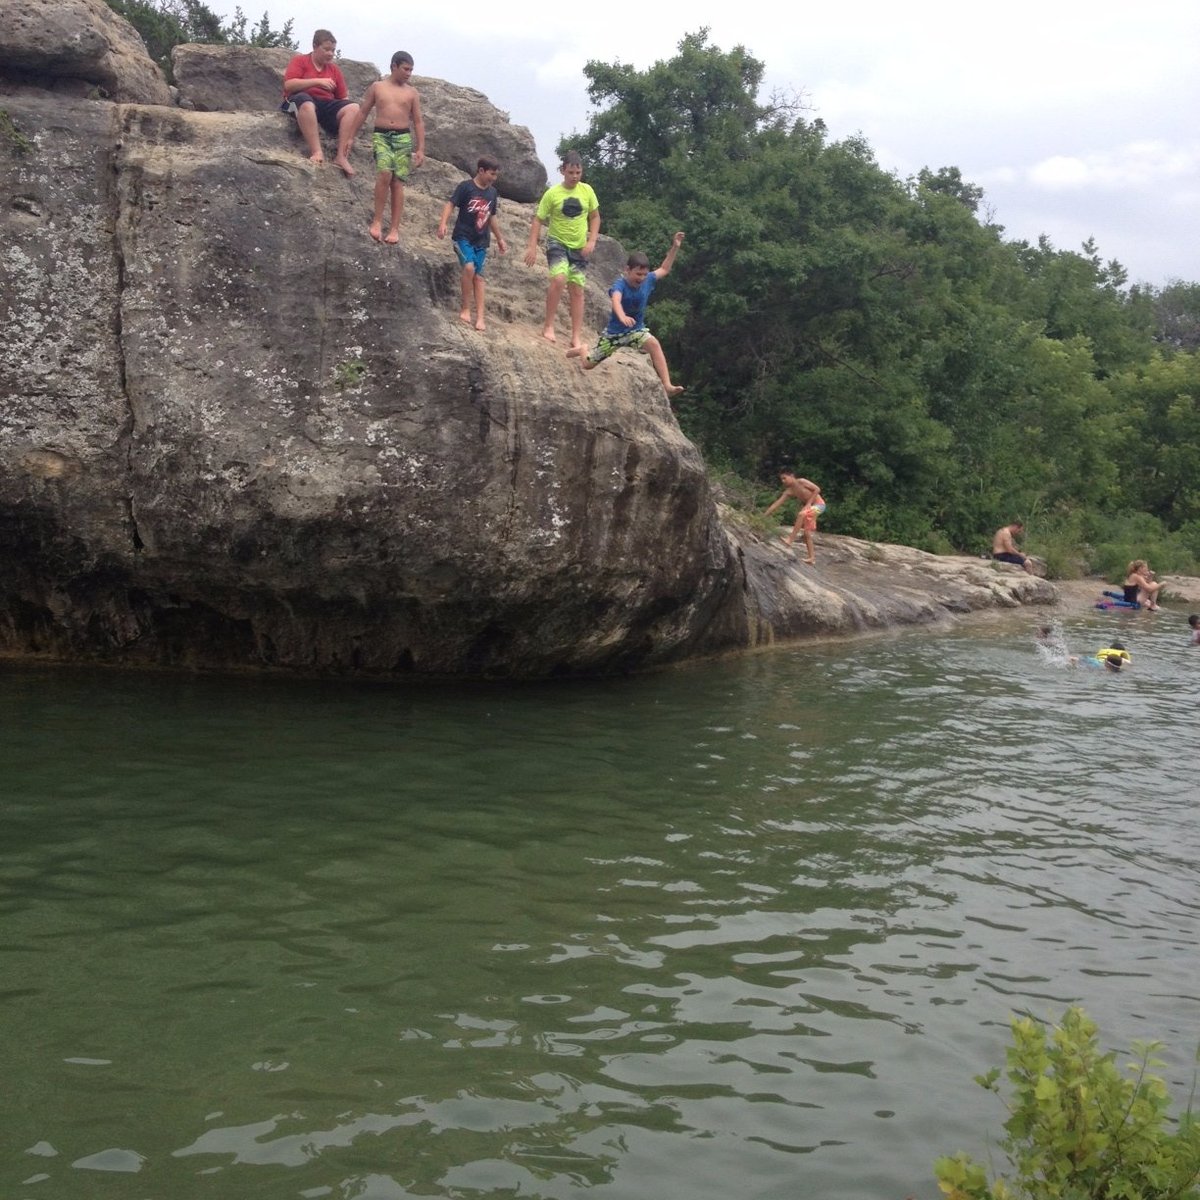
top-left (280, 29), bottom-right (360, 175)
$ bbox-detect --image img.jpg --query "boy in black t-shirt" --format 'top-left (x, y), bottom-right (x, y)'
top-left (437, 157), bottom-right (508, 331)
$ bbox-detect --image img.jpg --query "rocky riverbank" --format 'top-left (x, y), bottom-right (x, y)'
top-left (1, 4), bottom-right (1061, 679)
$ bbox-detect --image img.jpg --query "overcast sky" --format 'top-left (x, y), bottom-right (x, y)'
top-left (256, 0), bottom-right (1198, 287)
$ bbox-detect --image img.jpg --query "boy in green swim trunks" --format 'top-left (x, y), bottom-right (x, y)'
top-left (352, 52), bottom-right (425, 244)
top-left (523, 151), bottom-right (600, 350)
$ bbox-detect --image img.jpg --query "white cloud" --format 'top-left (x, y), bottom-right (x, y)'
top-left (1028, 142), bottom-right (1200, 191)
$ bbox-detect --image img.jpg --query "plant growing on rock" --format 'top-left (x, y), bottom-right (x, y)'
top-left (935, 1007), bottom-right (1200, 1200)
top-left (0, 108), bottom-right (32, 155)
top-left (333, 358), bottom-right (367, 392)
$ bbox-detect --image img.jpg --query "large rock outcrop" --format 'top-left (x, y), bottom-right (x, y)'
top-left (168, 46), bottom-right (548, 204)
top-left (0, 34), bottom-right (1054, 680)
top-left (0, 0), bottom-right (171, 105)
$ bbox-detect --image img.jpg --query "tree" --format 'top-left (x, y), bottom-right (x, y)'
top-left (561, 31), bottom-right (1196, 552)
top-left (105, 0), bottom-right (296, 78)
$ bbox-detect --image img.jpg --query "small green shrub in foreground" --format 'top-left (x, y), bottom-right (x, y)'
top-left (935, 1007), bottom-right (1200, 1200)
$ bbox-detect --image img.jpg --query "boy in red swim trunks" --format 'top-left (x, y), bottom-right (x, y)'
top-left (764, 470), bottom-right (826, 564)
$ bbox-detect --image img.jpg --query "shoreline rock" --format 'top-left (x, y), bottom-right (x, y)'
top-left (0, 35), bottom-right (1066, 681)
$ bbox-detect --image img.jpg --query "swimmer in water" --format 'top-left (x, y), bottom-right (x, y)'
top-left (1034, 623), bottom-right (1072, 666)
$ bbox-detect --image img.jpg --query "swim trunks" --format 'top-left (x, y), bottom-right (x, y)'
top-left (453, 238), bottom-right (488, 275)
top-left (1123, 583), bottom-right (1139, 603)
top-left (546, 238), bottom-right (589, 287)
top-left (801, 500), bottom-right (827, 532)
top-left (993, 552), bottom-right (1027, 567)
top-left (281, 94), bottom-right (353, 136)
top-left (372, 129), bottom-right (413, 179)
top-left (586, 327), bottom-right (650, 363)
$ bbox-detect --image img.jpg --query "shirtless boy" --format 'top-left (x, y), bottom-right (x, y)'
top-left (280, 30), bottom-right (360, 175)
top-left (764, 471), bottom-right (826, 564)
top-left (991, 521), bottom-right (1034, 574)
top-left (351, 52), bottom-right (425, 244)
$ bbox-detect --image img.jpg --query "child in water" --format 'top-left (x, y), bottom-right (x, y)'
top-left (1189, 614), bottom-right (1199, 646)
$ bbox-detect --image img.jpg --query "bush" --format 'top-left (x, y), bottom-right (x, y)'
top-left (935, 1007), bottom-right (1200, 1200)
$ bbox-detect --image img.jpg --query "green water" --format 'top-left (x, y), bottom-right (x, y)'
top-left (3, 610), bottom-right (1199, 1200)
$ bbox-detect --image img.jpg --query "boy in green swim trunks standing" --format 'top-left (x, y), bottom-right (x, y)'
top-left (352, 52), bottom-right (425, 244)
top-left (523, 151), bottom-right (600, 350)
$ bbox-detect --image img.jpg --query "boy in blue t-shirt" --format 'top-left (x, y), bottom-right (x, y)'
top-left (437, 156), bottom-right (507, 331)
top-left (567, 231), bottom-right (685, 397)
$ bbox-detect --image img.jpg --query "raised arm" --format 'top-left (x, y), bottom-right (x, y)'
top-left (654, 231), bottom-right (685, 278)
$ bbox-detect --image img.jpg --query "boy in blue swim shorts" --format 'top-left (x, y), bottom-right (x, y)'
top-left (568, 232), bottom-right (685, 398)
top-left (437, 157), bottom-right (508, 331)
top-left (351, 51), bottom-right (425, 244)
top-left (523, 151), bottom-right (600, 350)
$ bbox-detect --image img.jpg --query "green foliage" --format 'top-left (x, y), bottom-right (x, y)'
top-left (0, 108), bottom-right (32, 155)
top-left (333, 358), bottom-right (367, 392)
top-left (105, 0), bottom-right (296, 79)
top-left (561, 31), bottom-right (1200, 556)
top-left (935, 1008), bottom-right (1200, 1200)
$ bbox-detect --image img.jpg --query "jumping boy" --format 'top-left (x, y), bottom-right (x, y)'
top-left (437, 157), bottom-right (507, 330)
top-left (567, 232), bottom-right (685, 397)
top-left (351, 52), bottom-right (425, 244)
top-left (764, 471), bottom-right (827, 564)
top-left (280, 29), bottom-right (360, 175)
top-left (523, 151), bottom-right (600, 349)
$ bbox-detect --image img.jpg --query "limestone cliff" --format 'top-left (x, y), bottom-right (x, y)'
top-left (0, 19), bottom-right (1054, 679)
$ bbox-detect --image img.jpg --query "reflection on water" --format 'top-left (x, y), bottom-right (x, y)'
top-left (3, 609), bottom-right (1199, 1199)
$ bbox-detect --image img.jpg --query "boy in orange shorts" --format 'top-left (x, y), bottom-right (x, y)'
top-left (764, 470), bottom-right (826, 564)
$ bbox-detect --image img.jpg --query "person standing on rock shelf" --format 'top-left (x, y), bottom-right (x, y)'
top-left (523, 151), bottom-right (600, 350)
top-left (437, 157), bottom-right (507, 330)
top-left (350, 52), bottom-right (425, 244)
top-left (764, 471), bottom-right (826, 565)
top-left (280, 29), bottom-right (360, 175)
top-left (567, 233), bottom-right (685, 398)
top-left (991, 521), bottom-right (1035, 574)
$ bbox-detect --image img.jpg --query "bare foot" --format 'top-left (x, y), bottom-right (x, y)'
top-left (803, 558), bottom-right (816, 565)
top-left (384, 230), bottom-right (400, 245)
top-left (566, 346), bottom-right (584, 358)
top-left (334, 156), bottom-right (355, 177)
top-left (368, 223), bottom-right (383, 242)
top-left (308, 151), bottom-right (325, 166)
top-left (541, 328), bottom-right (557, 343)
top-left (665, 384), bottom-right (685, 398)
top-left (474, 320), bottom-right (486, 332)
top-left (458, 311), bottom-right (472, 324)
top-left (780, 535), bottom-right (794, 548)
